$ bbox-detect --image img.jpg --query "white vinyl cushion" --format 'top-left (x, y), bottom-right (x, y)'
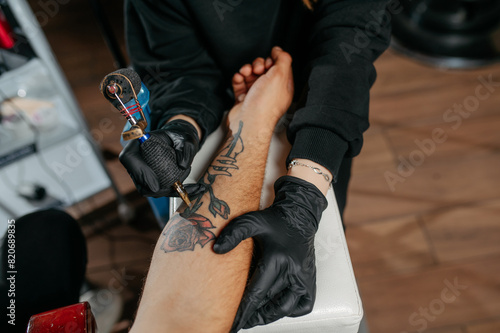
top-left (171, 124), bottom-right (362, 333)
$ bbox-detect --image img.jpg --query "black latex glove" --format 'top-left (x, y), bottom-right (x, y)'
top-left (119, 119), bottom-right (203, 198)
top-left (213, 176), bottom-right (328, 332)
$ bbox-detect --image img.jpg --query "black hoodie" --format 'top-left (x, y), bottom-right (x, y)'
top-left (125, 0), bottom-right (392, 181)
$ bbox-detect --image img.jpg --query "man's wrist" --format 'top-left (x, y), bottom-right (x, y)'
top-left (227, 105), bottom-right (276, 143)
top-left (286, 159), bottom-right (332, 196)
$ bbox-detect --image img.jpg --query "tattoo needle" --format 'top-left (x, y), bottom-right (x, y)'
top-left (174, 181), bottom-right (192, 207)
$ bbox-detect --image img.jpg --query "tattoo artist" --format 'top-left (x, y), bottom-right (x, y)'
top-left (119, 0), bottom-right (392, 330)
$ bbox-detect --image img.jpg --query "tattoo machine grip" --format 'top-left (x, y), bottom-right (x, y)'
top-left (140, 135), bottom-right (184, 188)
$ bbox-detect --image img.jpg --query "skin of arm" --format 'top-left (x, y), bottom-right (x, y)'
top-left (130, 47), bottom-right (294, 333)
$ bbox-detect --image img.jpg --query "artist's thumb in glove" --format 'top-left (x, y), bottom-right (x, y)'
top-left (119, 139), bottom-right (161, 193)
top-left (162, 119), bottom-right (200, 170)
top-left (119, 119), bottom-right (201, 197)
top-left (120, 139), bottom-right (204, 198)
top-left (213, 214), bottom-right (260, 254)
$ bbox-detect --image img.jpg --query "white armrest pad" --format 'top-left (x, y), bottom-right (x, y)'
top-left (171, 125), bottom-right (362, 333)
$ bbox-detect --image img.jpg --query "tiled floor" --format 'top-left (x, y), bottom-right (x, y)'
top-left (26, 0), bottom-right (500, 332)
top-left (346, 52), bottom-right (500, 332)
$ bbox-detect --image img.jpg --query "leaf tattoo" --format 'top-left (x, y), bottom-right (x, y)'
top-left (160, 121), bottom-right (244, 253)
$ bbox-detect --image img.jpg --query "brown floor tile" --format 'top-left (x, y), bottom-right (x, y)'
top-left (352, 126), bottom-right (395, 174)
top-left (386, 153), bottom-right (500, 205)
top-left (346, 215), bottom-right (434, 278)
top-left (359, 254), bottom-right (500, 333)
top-left (109, 234), bottom-right (156, 265)
top-left (86, 260), bottom-right (150, 329)
top-left (344, 165), bottom-right (439, 225)
top-left (65, 161), bottom-right (136, 219)
top-left (86, 234), bottom-right (112, 270)
top-left (86, 260), bottom-right (149, 293)
top-left (466, 318), bottom-right (500, 333)
top-left (105, 223), bottom-right (159, 240)
top-left (345, 152), bottom-right (500, 224)
top-left (86, 223), bottom-right (158, 272)
top-left (385, 113), bottom-right (500, 165)
top-left (66, 189), bottom-right (115, 220)
top-left (105, 160), bottom-right (136, 194)
top-left (372, 51), bottom-right (487, 99)
top-left (370, 52), bottom-right (500, 128)
top-left (424, 326), bottom-right (466, 333)
top-left (344, 188), bottom-right (435, 226)
top-left (370, 84), bottom-right (481, 128)
top-left (422, 199), bottom-right (500, 263)
top-left (86, 268), bottom-right (119, 291)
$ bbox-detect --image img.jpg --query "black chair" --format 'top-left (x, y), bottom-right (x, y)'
top-left (391, 0), bottom-right (500, 68)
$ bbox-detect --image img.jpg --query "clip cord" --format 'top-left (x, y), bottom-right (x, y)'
top-left (114, 92), bottom-right (138, 126)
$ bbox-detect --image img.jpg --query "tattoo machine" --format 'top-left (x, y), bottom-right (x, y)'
top-left (99, 68), bottom-right (191, 206)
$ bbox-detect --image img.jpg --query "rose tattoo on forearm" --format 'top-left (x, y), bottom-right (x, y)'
top-left (160, 121), bottom-right (244, 253)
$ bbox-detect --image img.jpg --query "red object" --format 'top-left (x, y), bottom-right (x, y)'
top-left (26, 302), bottom-right (97, 333)
top-left (0, 10), bottom-right (15, 49)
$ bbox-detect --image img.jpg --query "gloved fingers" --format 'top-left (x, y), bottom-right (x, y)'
top-left (162, 120), bottom-right (200, 168)
top-left (287, 272), bottom-right (316, 317)
top-left (213, 213), bottom-right (261, 254)
top-left (261, 261), bottom-right (291, 307)
top-left (242, 289), bottom-right (301, 329)
top-left (123, 164), bottom-right (196, 199)
top-left (240, 311), bottom-right (265, 330)
top-left (289, 290), bottom-right (316, 317)
top-left (183, 182), bottom-right (207, 197)
top-left (119, 140), bottom-right (146, 173)
top-left (139, 146), bottom-right (191, 197)
top-left (119, 141), bottom-right (161, 193)
top-left (264, 280), bottom-right (289, 306)
top-left (175, 141), bottom-right (196, 169)
top-left (231, 260), bottom-right (283, 332)
top-left (170, 133), bottom-right (198, 169)
top-left (289, 297), bottom-right (315, 317)
top-left (178, 166), bottom-right (192, 185)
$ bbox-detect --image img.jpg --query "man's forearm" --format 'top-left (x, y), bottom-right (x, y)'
top-left (131, 116), bottom-right (275, 333)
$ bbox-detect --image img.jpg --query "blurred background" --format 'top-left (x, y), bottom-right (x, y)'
top-left (0, 0), bottom-right (499, 332)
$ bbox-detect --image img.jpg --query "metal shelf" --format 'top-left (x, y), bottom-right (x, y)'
top-left (0, 0), bottom-right (129, 235)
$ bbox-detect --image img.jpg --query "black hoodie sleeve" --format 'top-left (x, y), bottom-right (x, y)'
top-left (125, 0), bottom-right (231, 139)
top-left (287, 0), bottom-right (392, 182)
